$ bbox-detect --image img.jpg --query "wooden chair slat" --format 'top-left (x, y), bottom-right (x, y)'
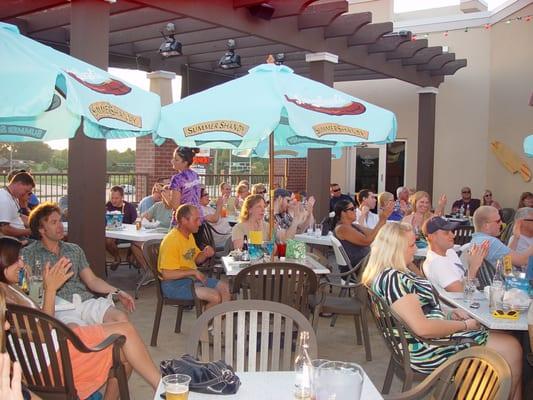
top-left (213, 315), bottom-right (222, 362)
top-left (224, 311), bottom-right (234, 366)
top-left (259, 311), bottom-right (270, 371)
top-left (247, 311), bottom-right (258, 372)
top-left (236, 310), bottom-right (246, 372)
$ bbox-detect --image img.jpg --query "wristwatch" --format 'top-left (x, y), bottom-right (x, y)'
top-left (112, 289), bottom-right (121, 296)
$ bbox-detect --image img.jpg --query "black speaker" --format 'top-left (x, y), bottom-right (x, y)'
top-left (248, 3), bottom-right (275, 20)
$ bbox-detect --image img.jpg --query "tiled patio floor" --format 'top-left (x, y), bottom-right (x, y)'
top-left (107, 267), bottom-right (403, 399)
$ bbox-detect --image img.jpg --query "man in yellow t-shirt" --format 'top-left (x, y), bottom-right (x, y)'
top-left (158, 204), bottom-right (230, 308)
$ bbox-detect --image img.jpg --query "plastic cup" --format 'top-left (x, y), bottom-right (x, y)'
top-left (276, 242), bottom-right (286, 257)
top-left (489, 283), bottom-right (504, 312)
top-left (314, 223), bottom-right (322, 238)
top-left (315, 361), bottom-right (364, 400)
top-left (162, 374), bottom-right (191, 400)
top-left (249, 230), bottom-right (263, 245)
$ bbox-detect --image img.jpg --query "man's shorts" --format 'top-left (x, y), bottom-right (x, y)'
top-left (161, 277), bottom-right (219, 300)
top-left (55, 294), bottom-right (115, 326)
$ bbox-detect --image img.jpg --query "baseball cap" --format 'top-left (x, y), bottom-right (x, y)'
top-left (422, 216), bottom-right (459, 235)
top-left (273, 188), bottom-right (291, 199)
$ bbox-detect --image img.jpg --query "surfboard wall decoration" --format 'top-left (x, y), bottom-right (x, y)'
top-left (490, 141), bottom-right (532, 182)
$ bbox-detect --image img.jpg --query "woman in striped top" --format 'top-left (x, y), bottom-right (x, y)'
top-left (362, 223), bottom-right (523, 399)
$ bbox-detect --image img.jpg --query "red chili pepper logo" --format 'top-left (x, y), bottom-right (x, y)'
top-left (67, 72), bottom-right (132, 95)
top-left (285, 95), bottom-right (366, 116)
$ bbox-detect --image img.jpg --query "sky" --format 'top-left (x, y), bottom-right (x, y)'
top-left (46, 68), bottom-right (182, 152)
top-left (394, 0), bottom-right (511, 13)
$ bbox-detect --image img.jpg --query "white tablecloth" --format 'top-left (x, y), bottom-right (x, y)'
top-left (294, 233), bottom-right (333, 247)
top-left (154, 370), bottom-right (383, 400)
top-left (221, 256), bottom-right (330, 276)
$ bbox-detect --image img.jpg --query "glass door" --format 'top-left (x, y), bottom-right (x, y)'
top-left (353, 145), bottom-right (386, 194)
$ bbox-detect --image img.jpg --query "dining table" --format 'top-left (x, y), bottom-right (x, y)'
top-left (434, 285), bottom-right (529, 331)
top-left (294, 232), bottom-right (333, 247)
top-left (221, 255), bottom-right (331, 276)
top-left (154, 370), bottom-right (383, 400)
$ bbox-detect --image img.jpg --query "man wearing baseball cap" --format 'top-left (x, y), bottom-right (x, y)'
top-left (422, 217), bottom-right (488, 292)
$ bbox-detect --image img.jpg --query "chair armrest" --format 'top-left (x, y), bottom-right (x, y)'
top-left (89, 334), bottom-right (126, 352)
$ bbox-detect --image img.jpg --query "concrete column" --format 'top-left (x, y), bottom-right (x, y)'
top-left (68, 0), bottom-right (109, 278)
top-left (135, 71), bottom-right (177, 197)
top-left (416, 87), bottom-right (438, 197)
top-left (306, 52), bottom-right (338, 221)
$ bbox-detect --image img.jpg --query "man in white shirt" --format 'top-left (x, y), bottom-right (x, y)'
top-left (0, 172), bottom-right (34, 239)
top-left (355, 189), bottom-right (379, 229)
top-left (508, 207), bottom-right (533, 266)
top-left (422, 216), bottom-right (488, 292)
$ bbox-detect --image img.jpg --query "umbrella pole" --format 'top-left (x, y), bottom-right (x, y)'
top-left (269, 131), bottom-right (274, 241)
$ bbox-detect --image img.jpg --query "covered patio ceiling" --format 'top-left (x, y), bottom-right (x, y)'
top-left (1, 0), bottom-right (467, 87)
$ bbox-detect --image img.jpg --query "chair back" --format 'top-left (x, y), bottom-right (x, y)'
top-left (385, 347), bottom-right (512, 400)
top-left (233, 263), bottom-right (318, 318)
top-left (477, 259), bottom-right (496, 288)
top-left (186, 300), bottom-right (317, 372)
top-left (452, 225), bottom-right (474, 246)
top-left (501, 208), bottom-right (515, 225)
top-left (330, 235), bottom-right (351, 271)
top-left (6, 303), bottom-right (128, 400)
top-left (499, 220), bottom-right (513, 245)
top-left (142, 239), bottom-right (164, 301)
top-left (367, 288), bottom-right (412, 376)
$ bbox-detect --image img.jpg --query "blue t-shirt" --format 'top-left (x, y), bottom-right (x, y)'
top-left (470, 232), bottom-right (510, 265)
top-left (138, 195), bottom-right (156, 214)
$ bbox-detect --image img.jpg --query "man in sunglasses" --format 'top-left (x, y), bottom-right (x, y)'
top-left (329, 183), bottom-right (356, 212)
top-left (451, 186), bottom-right (480, 215)
top-left (508, 207), bottom-right (533, 267)
top-left (471, 206), bottom-right (533, 266)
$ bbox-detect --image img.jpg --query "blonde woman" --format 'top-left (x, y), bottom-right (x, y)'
top-left (482, 190), bottom-right (502, 210)
top-left (251, 183), bottom-right (267, 197)
top-left (231, 195), bottom-right (270, 250)
top-left (362, 223), bottom-right (523, 400)
top-left (378, 191), bottom-right (403, 221)
top-left (235, 183), bottom-right (250, 211)
top-left (402, 191), bottom-right (447, 233)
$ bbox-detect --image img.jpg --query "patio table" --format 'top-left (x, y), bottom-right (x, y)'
top-left (221, 255), bottom-right (331, 276)
top-left (294, 232), bottom-right (333, 247)
top-left (105, 223), bottom-right (169, 241)
top-left (434, 285), bottom-right (528, 331)
top-left (154, 370), bottom-right (383, 400)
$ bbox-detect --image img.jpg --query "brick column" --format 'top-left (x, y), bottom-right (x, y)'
top-left (136, 71), bottom-right (176, 197)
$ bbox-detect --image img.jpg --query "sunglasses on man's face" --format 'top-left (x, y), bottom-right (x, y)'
top-left (332, 188), bottom-right (341, 193)
top-left (462, 191), bottom-right (471, 194)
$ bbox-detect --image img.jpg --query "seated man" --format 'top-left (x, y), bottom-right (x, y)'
top-left (21, 202), bottom-right (135, 326)
top-left (471, 205), bottom-right (533, 267)
top-left (105, 185), bottom-right (138, 269)
top-left (141, 185), bottom-right (173, 229)
top-left (0, 171), bottom-right (34, 239)
top-left (422, 216), bottom-right (488, 292)
top-left (138, 182), bottom-right (163, 214)
top-left (329, 183), bottom-right (355, 212)
top-left (158, 204), bottom-right (230, 309)
top-left (508, 207), bottom-right (533, 268)
top-left (451, 186), bottom-right (481, 215)
top-left (272, 188), bottom-right (314, 241)
top-left (355, 189), bottom-right (379, 229)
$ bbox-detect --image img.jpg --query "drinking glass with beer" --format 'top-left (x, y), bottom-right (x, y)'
top-left (162, 374), bottom-right (191, 400)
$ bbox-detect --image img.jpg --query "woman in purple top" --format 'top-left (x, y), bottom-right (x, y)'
top-left (168, 147), bottom-right (202, 213)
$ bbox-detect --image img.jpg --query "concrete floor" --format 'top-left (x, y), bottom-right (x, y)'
top-left (106, 267), bottom-right (404, 399)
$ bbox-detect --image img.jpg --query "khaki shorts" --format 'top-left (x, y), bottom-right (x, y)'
top-left (55, 294), bottom-right (114, 326)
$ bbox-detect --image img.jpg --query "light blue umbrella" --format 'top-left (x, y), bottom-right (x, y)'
top-left (524, 135), bottom-right (533, 157)
top-left (156, 63), bottom-right (396, 149)
top-left (234, 143), bottom-right (343, 159)
top-left (0, 22), bottom-right (160, 142)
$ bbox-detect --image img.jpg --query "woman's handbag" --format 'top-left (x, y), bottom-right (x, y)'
top-left (160, 354), bottom-right (241, 395)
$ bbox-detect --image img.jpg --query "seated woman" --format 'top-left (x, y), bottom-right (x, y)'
top-left (0, 237), bottom-right (160, 400)
top-left (402, 191), bottom-right (446, 234)
top-left (235, 183), bottom-right (250, 211)
top-left (219, 182), bottom-right (238, 214)
top-left (332, 199), bottom-right (391, 273)
top-left (199, 188), bottom-right (232, 249)
top-left (361, 223), bottom-right (523, 400)
top-left (232, 195), bottom-right (270, 250)
top-left (482, 189), bottom-right (502, 210)
top-left (378, 191), bottom-right (403, 221)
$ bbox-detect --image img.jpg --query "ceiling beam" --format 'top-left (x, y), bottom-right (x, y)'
top-left (431, 59), bottom-right (467, 76)
top-left (348, 22), bottom-right (393, 46)
top-left (0, 0), bottom-right (68, 20)
top-left (132, 0), bottom-right (442, 87)
top-left (367, 32), bottom-right (412, 54)
top-left (298, 0), bottom-right (347, 30)
top-left (402, 46), bottom-right (443, 66)
top-left (325, 12), bottom-right (371, 38)
top-left (386, 39), bottom-right (428, 60)
top-left (417, 53), bottom-right (455, 71)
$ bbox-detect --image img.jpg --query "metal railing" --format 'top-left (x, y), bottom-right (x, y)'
top-left (1, 172), bottom-right (285, 204)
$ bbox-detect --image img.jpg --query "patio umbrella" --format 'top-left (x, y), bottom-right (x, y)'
top-left (0, 22), bottom-right (160, 141)
top-left (156, 62), bottom-right (397, 233)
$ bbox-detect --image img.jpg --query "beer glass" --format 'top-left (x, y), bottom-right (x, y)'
top-left (162, 374), bottom-right (191, 400)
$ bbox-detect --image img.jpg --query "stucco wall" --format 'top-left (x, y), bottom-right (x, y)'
top-left (332, 3), bottom-right (532, 210)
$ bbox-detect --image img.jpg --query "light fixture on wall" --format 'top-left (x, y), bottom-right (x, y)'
top-left (159, 23), bottom-right (182, 58)
top-left (219, 39), bottom-right (241, 69)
